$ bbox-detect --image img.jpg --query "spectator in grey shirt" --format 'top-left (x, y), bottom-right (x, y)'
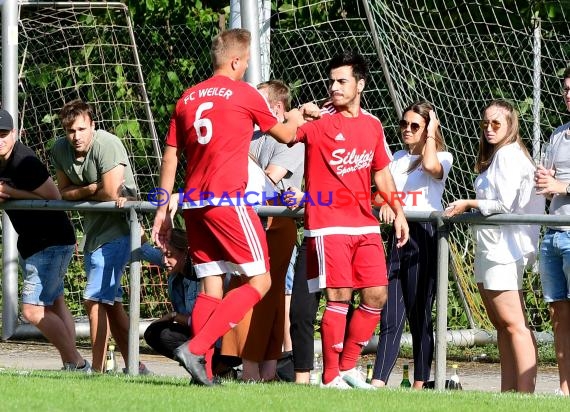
top-left (535, 66), bottom-right (570, 396)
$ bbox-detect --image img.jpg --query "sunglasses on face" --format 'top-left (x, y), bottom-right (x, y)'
top-left (562, 87), bottom-right (570, 95)
top-left (480, 120), bottom-right (502, 131)
top-left (399, 120), bottom-right (422, 133)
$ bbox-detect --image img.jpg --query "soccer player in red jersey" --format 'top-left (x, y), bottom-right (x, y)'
top-left (151, 28), bottom-right (303, 386)
top-left (277, 51), bottom-right (409, 389)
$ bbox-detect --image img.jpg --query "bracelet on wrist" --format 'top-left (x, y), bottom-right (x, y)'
top-left (426, 135), bottom-right (436, 141)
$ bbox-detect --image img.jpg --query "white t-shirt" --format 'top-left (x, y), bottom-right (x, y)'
top-left (389, 150), bottom-right (453, 211)
top-left (245, 155), bottom-right (278, 204)
top-left (545, 121), bottom-right (570, 230)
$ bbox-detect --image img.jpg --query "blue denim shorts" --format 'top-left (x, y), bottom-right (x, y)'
top-left (285, 245), bottom-right (297, 295)
top-left (21, 244), bottom-right (74, 306)
top-left (83, 235), bottom-right (130, 304)
top-left (539, 229), bottom-right (570, 303)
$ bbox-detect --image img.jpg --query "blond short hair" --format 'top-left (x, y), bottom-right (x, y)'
top-left (210, 28), bottom-right (251, 69)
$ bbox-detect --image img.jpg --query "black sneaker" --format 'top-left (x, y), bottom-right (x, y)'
top-left (62, 359), bottom-right (92, 374)
top-left (174, 342), bottom-right (213, 386)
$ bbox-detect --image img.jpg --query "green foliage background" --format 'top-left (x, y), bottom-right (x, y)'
top-left (0, 0), bottom-right (568, 332)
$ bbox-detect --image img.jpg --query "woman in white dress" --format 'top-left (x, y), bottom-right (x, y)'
top-left (445, 99), bottom-right (544, 393)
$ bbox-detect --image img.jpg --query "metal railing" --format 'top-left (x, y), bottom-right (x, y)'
top-left (1, 200), bottom-right (567, 386)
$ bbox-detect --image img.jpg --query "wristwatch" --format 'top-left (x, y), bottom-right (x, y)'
top-left (566, 184), bottom-right (570, 196)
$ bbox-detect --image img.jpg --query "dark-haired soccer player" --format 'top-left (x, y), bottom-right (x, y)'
top-left (275, 51), bottom-right (409, 389)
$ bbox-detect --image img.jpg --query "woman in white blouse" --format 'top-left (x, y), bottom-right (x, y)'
top-left (371, 101), bottom-right (452, 389)
top-left (445, 100), bottom-right (544, 393)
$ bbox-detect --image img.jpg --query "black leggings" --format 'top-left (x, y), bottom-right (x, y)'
top-left (289, 238), bottom-right (321, 371)
top-left (144, 320), bottom-right (189, 360)
top-left (144, 319), bottom-right (241, 374)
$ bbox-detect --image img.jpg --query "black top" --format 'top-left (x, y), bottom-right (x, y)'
top-left (0, 141), bottom-right (75, 258)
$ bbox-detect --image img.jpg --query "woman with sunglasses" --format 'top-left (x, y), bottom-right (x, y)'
top-left (445, 99), bottom-right (544, 393)
top-left (371, 101), bottom-right (452, 389)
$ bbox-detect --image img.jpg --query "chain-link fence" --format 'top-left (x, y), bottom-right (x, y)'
top-left (1, 1), bottom-right (568, 335)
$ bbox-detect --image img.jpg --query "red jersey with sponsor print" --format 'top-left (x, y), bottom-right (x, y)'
top-left (295, 109), bottom-right (392, 236)
top-left (165, 75), bottom-right (278, 200)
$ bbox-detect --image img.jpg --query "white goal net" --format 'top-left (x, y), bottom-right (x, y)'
top-left (1, 2), bottom-right (167, 329)
top-left (270, 0), bottom-right (569, 331)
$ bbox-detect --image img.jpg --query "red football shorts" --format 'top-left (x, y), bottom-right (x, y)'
top-left (306, 233), bottom-right (387, 293)
top-left (183, 205), bottom-right (269, 278)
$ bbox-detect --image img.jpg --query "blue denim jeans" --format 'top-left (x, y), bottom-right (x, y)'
top-left (539, 229), bottom-right (570, 302)
top-left (140, 242), bottom-right (164, 266)
top-left (83, 235), bottom-right (130, 304)
top-left (21, 244), bottom-right (74, 305)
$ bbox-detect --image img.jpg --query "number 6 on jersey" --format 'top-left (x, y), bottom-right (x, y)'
top-left (194, 102), bottom-right (214, 144)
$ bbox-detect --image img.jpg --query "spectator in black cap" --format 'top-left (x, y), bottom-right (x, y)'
top-left (0, 109), bottom-right (90, 372)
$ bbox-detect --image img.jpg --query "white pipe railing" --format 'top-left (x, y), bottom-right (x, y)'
top-left (1, 200), bottom-right (567, 385)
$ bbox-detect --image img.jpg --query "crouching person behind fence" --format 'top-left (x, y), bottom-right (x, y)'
top-left (142, 227), bottom-right (241, 378)
top-left (0, 109), bottom-right (90, 372)
top-left (143, 228), bottom-right (199, 360)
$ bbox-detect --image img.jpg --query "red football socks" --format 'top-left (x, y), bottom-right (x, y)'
top-left (340, 304), bottom-right (381, 371)
top-left (189, 284), bottom-right (261, 356)
top-left (321, 302), bottom-right (349, 384)
top-left (189, 293), bottom-right (221, 379)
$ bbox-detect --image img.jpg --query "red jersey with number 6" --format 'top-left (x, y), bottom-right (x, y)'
top-left (165, 75), bottom-right (278, 200)
top-left (294, 109), bottom-right (392, 236)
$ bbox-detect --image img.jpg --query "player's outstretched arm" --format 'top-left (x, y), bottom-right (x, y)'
top-left (373, 167), bottom-right (409, 247)
top-left (269, 108), bottom-right (304, 144)
top-left (152, 145), bottom-right (178, 249)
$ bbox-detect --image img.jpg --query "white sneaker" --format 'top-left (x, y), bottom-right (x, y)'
top-left (340, 367), bottom-right (376, 390)
top-left (554, 388), bottom-right (567, 396)
top-left (320, 375), bottom-right (352, 389)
